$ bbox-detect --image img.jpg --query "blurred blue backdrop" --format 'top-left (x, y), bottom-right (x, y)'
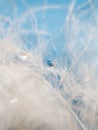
top-left (0, 0), bottom-right (98, 69)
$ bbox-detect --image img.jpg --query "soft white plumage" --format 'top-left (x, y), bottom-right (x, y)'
top-left (0, 0), bottom-right (98, 130)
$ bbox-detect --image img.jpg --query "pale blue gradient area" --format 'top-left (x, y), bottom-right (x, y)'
top-left (0, 0), bottom-right (98, 68)
top-left (0, 0), bottom-right (91, 33)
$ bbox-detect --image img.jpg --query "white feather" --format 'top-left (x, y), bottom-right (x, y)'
top-left (0, 0), bottom-right (98, 130)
